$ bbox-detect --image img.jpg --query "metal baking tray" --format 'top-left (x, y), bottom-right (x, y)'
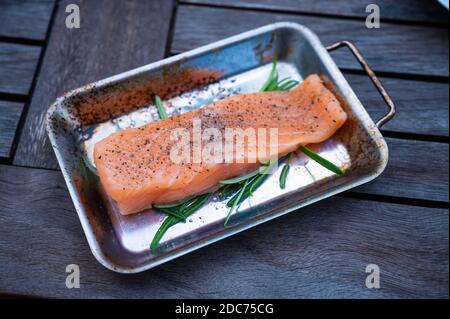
top-left (47, 22), bottom-right (395, 273)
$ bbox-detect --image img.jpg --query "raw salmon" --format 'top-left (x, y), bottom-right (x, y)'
top-left (94, 74), bottom-right (347, 215)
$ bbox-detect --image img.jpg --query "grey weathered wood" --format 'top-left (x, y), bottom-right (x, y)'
top-left (0, 0), bottom-right (55, 41)
top-left (171, 5), bottom-right (449, 77)
top-left (0, 164), bottom-right (447, 298)
top-left (345, 73), bottom-right (449, 137)
top-left (0, 101), bottom-right (24, 159)
top-left (0, 43), bottom-right (41, 95)
top-left (0, 0), bottom-right (447, 301)
top-left (357, 138), bottom-right (449, 202)
top-left (13, 0), bottom-right (175, 168)
top-left (181, 0), bottom-right (450, 25)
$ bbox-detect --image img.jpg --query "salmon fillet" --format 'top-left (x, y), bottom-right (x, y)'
top-left (94, 74), bottom-right (347, 215)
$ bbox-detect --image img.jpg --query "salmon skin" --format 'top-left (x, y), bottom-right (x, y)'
top-left (94, 74), bottom-right (347, 215)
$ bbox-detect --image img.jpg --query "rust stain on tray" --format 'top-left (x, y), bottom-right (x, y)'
top-left (70, 68), bottom-right (223, 126)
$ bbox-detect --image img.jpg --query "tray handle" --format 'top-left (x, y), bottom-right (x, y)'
top-left (326, 41), bottom-right (396, 128)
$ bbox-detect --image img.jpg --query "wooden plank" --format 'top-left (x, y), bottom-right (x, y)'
top-left (357, 138), bottom-right (449, 202)
top-left (345, 73), bottom-right (449, 137)
top-left (0, 43), bottom-right (41, 95)
top-left (0, 0), bottom-right (55, 41)
top-left (181, 0), bottom-right (450, 25)
top-left (0, 164), bottom-right (447, 298)
top-left (0, 101), bottom-right (24, 159)
top-left (171, 5), bottom-right (449, 77)
top-left (13, 0), bottom-right (175, 168)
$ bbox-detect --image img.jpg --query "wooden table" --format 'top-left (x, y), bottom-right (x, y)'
top-left (0, 0), bottom-right (448, 298)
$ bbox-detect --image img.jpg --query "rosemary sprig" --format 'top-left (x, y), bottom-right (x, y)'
top-left (151, 193), bottom-right (211, 250)
top-left (299, 146), bottom-right (344, 175)
top-left (260, 57), bottom-right (299, 93)
top-left (224, 160), bottom-right (273, 207)
top-left (223, 159), bottom-right (277, 226)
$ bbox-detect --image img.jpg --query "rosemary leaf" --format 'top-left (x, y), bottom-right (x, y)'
top-left (114, 120), bottom-right (121, 132)
top-left (153, 194), bottom-right (197, 209)
top-left (150, 216), bottom-right (177, 250)
top-left (154, 95), bottom-right (168, 119)
top-left (224, 179), bottom-right (249, 227)
top-left (153, 202), bottom-right (183, 209)
top-left (279, 153), bottom-right (293, 189)
top-left (218, 183), bottom-right (241, 200)
top-left (156, 207), bottom-right (186, 221)
top-left (277, 79), bottom-right (299, 91)
top-left (226, 160), bottom-right (276, 207)
top-left (266, 74), bottom-right (279, 91)
top-left (226, 175), bottom-right (259, 207)
top-left (247, 172), bottom-right (270, 196)
top-left (82, 155), bottom-right (97, 175)
top-left (260, 57), bottom-right (278, 92)
top-left (182, 193), bottom-right (211, 217)
top-left (299, 146), bottom-right (344, 175)
top-left (276, 77), bottom-right (292, 87)
top-left (279, 164), bottom-right (290, 189)
top-left (219, 168), bottom-right (261, 185)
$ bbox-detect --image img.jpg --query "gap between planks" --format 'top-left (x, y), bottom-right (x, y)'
top-left (7, 0), bottom-right (58, 164)
top-left (179, 0), bottom-right (450, 28)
